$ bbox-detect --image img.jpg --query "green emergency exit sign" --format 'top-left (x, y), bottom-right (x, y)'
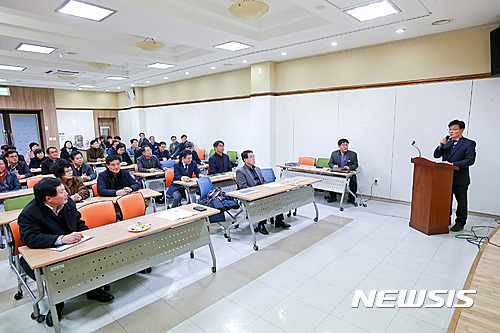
top-left (0, 87), bottom-right (10, 96)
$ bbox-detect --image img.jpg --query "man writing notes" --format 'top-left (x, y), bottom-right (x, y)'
top-left (327, 138), bottom-right (358, 204)
top-left (433, 119), bottom-right (476, 232)
top-left (208, 140), bottom-right (232, 174)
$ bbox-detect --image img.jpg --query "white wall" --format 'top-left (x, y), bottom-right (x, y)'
top-left (118, 77), bottom-right (500, 215)
top-left (56, 109), bottom-right (94, 147)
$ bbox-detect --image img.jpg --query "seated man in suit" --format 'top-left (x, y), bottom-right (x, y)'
top-left (236, 150), bottom-right (290, 234)
top-left (171, 134), bottom-right (189, 159)
top-left (0, 157), bottom-right (21, 192)
top-left (138, 132), bottom-right (149, 148)
top-left (70, 151), bottom-right (96, 181)
top-left (41, 147), bottom-right (60, 174)
top-left (18, 178), bottom-right (114, 327)
top-left (154, 141), bottom-right (171, 161)
top-left (106, 140), bottom-right (119, 156)
top-left (169, 136), bottom-right (180, 156)
top-left (134, 143), bottom-right (148, 161)
top-left (434, 119), bottom-right (476, 232)
top-left (97, 154), bottom-right (140, 197)
top-left (149, 136), bottom-right (160, 151)
top-left (136, 146), bottom-right (167, 173)
top-left (166, 150), bottom-right (204, 207)
top-left (208, 140), bottom-right (232, 174)
top-left (327, 138), bottom-right (358, 204)
top-left (184, 142), bottom-right (204, 165)
top-left (5, 150), bottom-right (32, 179)
top-left (127, 138), bottom-right (139, 158)
top-left (87, 139), bottom-right (105, 162)
top-left (116, 143), bottom-right (133, 166)
top-left (104, 136), bottom-right (113, 150)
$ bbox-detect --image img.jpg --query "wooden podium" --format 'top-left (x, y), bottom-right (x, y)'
top-left (410, 157), bottom-right (458, 235)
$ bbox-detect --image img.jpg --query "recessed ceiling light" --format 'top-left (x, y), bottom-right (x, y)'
top-left (163, 76), bottom-right (169, 80)
top-left (345, 0), bottom-right (399, 22)
top-left (0, 64), bottom-right (26, 71)
top-left (105, 89), bottom-right (109, 91)
top-left (395, 28), bottom-right (405, 33)
top-left (281, 52), bottom-right (287, 56)
top-left (0, 79), bottom-right (7, 82)
top-left (16, 43), bottom-right (56, 54)
top-left (55, 0), bottom-right (116, 22)
top-left (146, 62), bottom-right (175, 69)
top-left (211, 66), bottom-right (216, 70)
top-left (130, 84), bottom-right (134, 87)
top-left (105, 76), bottom-right (128, 80)
top-left (432, 19), bottom-right (453, 26)
top-left (185, 72), bottom-right (189, 75)
top-left (78, 84), bottom-right (95, 88)
top-left (213, 41), bottom-right (253, 52)
top-left (77, 88), bottom-right (82, 90)
top-left (330, 42), bottom-right (338, 46)
top-left (242, 60), bottom-right (248, 63)
top-left (145, 80), bottom-right (150, 83)
top-left (117, 87), bottom-right (121, 89)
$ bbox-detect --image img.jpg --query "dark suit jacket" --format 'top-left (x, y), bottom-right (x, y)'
top-left (208, 153), bottom-right (231, 174)
top-left (29, 156), bottom-right (48, 169)
top-left (192, 150), bottom-right (202, 165)
top-left (18, 198), bottom-right (88, 248)
top-left (118, 152), bottom-right (133, 166)
top-left (7, 160), bottom-right (32, 178)
top-left (433, 137), bottom-right (476, 186)
top-left (41, 158), bottom-right (59, 175)
top-left (97, 169), bottom-right (140, 197)
top-left (72, 162), bottom-right (97, 180)
top-left (236, 165), bottom-right (265, 189)
top-left (136, 155), bottom-right (163, 172)
top-left (154, 149), bottom-right (171, 160)
top-left (328, 150), bottom-right (359, 171)
top-left (166, 161), bottom-right (202, 196)
top-left (172, 142), bottom-right (186, 158)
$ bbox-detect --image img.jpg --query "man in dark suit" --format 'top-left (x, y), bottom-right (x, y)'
top-left (154, 141), bottom-right (171, 161)
top-left (208, 140), bottom-right (232, 174)
top-left (70, 151), bottom-right (96, 181)
top-left (327, 138), bottom-right (359, 204)
top-left (136, 146), bottom-right (167, 173)
top-left (41, 147), bottom-right (60, 174)
top-left (5, 150), bottom-right (32, 179)
top-left (97, 154), bottom-right (140, 196)
top-left (185, 142), bottom-right (204, 165)
top-left (434, 119), bottom-right (476, 232)
top-left (236, 150), bottom-right (290, 234)
top-left (166, 150), bottom-right (204, 207)
top-left (18, 178), bottom-right (114, 327)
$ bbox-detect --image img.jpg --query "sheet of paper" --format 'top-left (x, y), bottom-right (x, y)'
top-left (48, 235), bottom-right (94, 252)
top-left (238, 188), bottom-right (259, 195)
top-left (157, 209), bottom-right (197, 221)
top-left (262, 183), bottom-right (285, 188)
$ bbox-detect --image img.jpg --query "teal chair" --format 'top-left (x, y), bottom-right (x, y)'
top-left (209, 149), bottom-right (215, 158)
top-left (316, 158), bottom-right (330, 168)
top-left (227, 151), bottom-right (238, 163)
top-left (4, 195), bottom-right (35, 211)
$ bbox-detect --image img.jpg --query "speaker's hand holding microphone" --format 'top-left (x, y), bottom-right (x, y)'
top-left (438, 135), bottom-right (450, 150)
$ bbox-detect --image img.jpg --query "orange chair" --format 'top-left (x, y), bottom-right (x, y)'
top-left (116, 192), bottom-right (146, 220)
top-left (26, 177), bottom-right (44, 188)
top-left (165, 168), bottom-right (174, 187)
top-left (134, 164), bottom-right (139, 181)
top-left (91, 183), bottom-right (99, 197)
top-left (298, 157), bottom-right (316, 166)
top-left (197, 149), bottom-right (205, 161)
top-left (78, 201), bottom-right (117, 229)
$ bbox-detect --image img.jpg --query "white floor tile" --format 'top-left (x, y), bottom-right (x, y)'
top-left (281, 253), bottom-right (330, 277)
top-left (368, 262), bottom-right (421, 289)
top-left (166, 319), bottom-right (205, 333)
top-left (385, 311), bottom-right (443, 333)
top-left (382, 250), bottom-right (431, 273)
top-left (290, 278), bottom-right (349, 313)
top-left (300, 243), bottom-right (345, 263)
top-left (226, 280), bottom-right (287, 316)
top-left (332, 252), bottom-right (379, 275)
top-left (312, 315), bottom-right (369, 333)
top-left (314, 264), bottom-right (366, 293)
top-left (256, 265), bottom-right (309, 295)
top-left (348, 241), bottom-right (392, 261)
top-left (423, 260), bottom-right (469, 286)
top-left (239, 318), bottom-right (286, 333)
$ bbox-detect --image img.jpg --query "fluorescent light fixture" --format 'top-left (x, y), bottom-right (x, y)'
top-left (185, 72), bottom-right (190, 75)
top-left (242, 60), bottom-right (248, 63)
top-left (146, 80), bottom-right (150, 83)
top-left (331, 42), bottom-right (338, 46)
top-left (105, 76), bottom-right (128, 80)
top-left (0, 64), bottom-right (26, 71)
top-left (395, 28), bottom-right (405, 33)
top-left (163, 76), bottom-right (169, 80)
top-left (117, 87), bottom-right (121, 89)
top-left (146, 62), bottom-right (175, 69)
top-left (55, 0), bottom-right (116, 22)
top-left (0, 78), bottom-right (7, 82)
top-left (130, 84), bottom-right (134, 87)
top-left (345, 0), bottom-right (399, 22)
top-left (281, 52), bottom-right (287, 56)
top-left (211, 66), bottom-right (216, 70)
top-left (16, 43), bottom-right (56, 54)
top-left (78, 84), bottom-right (95, 88)
top-left (0, 87), bottom-right (10, 96)
top-left (213, 41), bottom-right (252, 52)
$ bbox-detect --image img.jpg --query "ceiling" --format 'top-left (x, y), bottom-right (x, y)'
top-left (0, 0), bottom-right (498, 92)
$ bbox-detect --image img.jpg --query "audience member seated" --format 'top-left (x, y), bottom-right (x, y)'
top-left (70, 151), bottom-right (96, 181)
top-left (87, 139), bottom-right (105, 162)
top-left (97, 154), bottom-right (140, 197)
top-left (113, 135), bottom-right (121, 142)
top-left (134, 143), bottom-right (148, 160)
top-left (98, 136), bottom-right (107, 151)
top-left (0, 145), bottom-right (8, 158)
top-left (208, 140), bottom-right (232, 174)
top-left (169, 136), bottom-right (180, 156)
top-left (41, 147), bottom-right (60, 174)
top-left (104, 135), bottom-right (113, 150)
top-left (184, 142), bottom-right (204, 165)
top-left (127, 138), bottom-right (139, 157)
top-left (116, 143), bottom-right (133, 165)
top-left (153, 141), bottom-right (170, 160)
top-left (53, 159), bottom-right (89, 203)
top-left (149, 136), bottom-right (160, 151)
top-left (0, 158), bottom-right (21, 192)
top-left (5, 150), bottom-right (32, 179)
top-left (18, 178), bottom-right (114, 327)
top-left (29, 149), bottom-right (48, 169)
top-left (136, 146), bottom-right (167, 173)
top-left (60, 140), bottom-right (76, 160)
top-left (25, 142), bottom-right (39, 165)
top-left (166, 150), bottom-right (204, 207)
top-left (172, 134), bottom-right (189, 159)
top-left (138, 132), bottom-right (149, 147)
top-left (5, 146), bottom-right (25, 162)
top-left (106, 140), bottom-right (119, 156)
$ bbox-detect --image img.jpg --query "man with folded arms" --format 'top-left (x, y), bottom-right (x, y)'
top-left (18, 178), bottom-right (114, 327)
top-left (97, 154), bottom-right (140, 196)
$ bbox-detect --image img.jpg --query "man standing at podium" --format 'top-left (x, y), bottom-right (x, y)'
top-left (433, 119), bottom-right (476, 232)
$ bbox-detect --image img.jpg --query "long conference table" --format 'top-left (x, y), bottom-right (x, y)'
top-left (173, 172), bottom-right (238, 204)
top-left (19, 203), bottom-right (219, 333)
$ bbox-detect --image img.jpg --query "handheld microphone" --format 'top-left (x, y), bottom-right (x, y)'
top-left (437, 135), bottom-right (450, 150)
top-left (411, 140), bottom-right (422, 157)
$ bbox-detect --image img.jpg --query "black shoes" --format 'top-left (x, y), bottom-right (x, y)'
top-left (275, 217), bottom-right (291, 229)
top-left (257, 222), bottom-right (269, 235)
top-left (46, 302), bottom-right (64, 327)
top-left (327, 195), bottom-right (337, 203)
top-left (450, 224), bottom-right (464, 232)
top-left (87, 288), bottom-right (115, 302)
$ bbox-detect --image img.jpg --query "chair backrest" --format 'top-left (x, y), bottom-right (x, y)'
top-left (227, 151), bottom-right (237, 163)
top-left (316, 158), bottom-right (330, 168)
top-left (209, 149), bottom-right (215, 157)
top-left (27, 177), bottom-right (44, 188)
top-left (261, 168), bottom-right (276, 183)
top-left (116, 192), bottom-right (146, 220)
top-left (298, 157), bottom-right (316, 166)
top-left (4, 195), bottom-right (35, 211)
top-left (161, 160), bottom-right (175, 169)
top-left (78, 201), bottom-right (116, 229)
top-left (134, 164), bottom-right (139, 180)
top-left (165, 168), bottom-right (174, 186)
top-left (92, 183), bottom-right (98, 197)
top-left (131, 156), bottom-right (135, 164)
top-left (197, 149), bottom-right (205, 161)
top-left (197, 177), bottom-right (213, 200)
top-left (8, 220), bottom-right (21, 256)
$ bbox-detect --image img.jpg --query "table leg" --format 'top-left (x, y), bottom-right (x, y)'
top-left (206, 217), bottom-right (217, 273)
top-left (32, 269), bottom-right (46, 325)
top-left (187, 187), bottom-right (197, 204)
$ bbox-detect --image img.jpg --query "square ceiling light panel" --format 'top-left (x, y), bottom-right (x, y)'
top-left (55, 0), bottom-right (116, 22)
top-left (345, 0), bottom-right (400, 22)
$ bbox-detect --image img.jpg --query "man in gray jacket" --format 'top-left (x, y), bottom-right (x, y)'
top-left (136, 146), bottom-right (167, 173)
top-left (236, 150), bottom-right (290, 235)
top-left (328, 138), bottom-right (358, 204)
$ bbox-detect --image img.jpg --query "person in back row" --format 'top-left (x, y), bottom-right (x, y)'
top-left (25, 142), bottom-right (39, 165)
top-left (136, 146), bottom-right (167, 173)
top-left (60, 140), bottom-right (76, 160)
top-left (127, 138), bottom-right (139, 158)
top-left (166, 150), bottom-right (204, 207)
top-left (154, 141), bottom-right (170, 161)
top-left (116, 143), bottom-right (133, 165)
top-left (70, 151), bottom-right (96, 181)
top-left (97, 154), bottom-right (140, 197)
top-left (327, 138), bottom-right (358, 204)
top-left (0, 157), bottom-right (21, 192)
top-left (149, 136), bottom-right (160, 151)
top-left (138, 132), bottom-right (149, 147)
top-left (169, 136), bottom-right (180, 156)
top-left (41, 147), bottom-right (60, 174)
top-left (185, 142), bottom-right (204, 165)
top-left (29, 148), bottom-right (48, 169)
top-left (5, 150), bottom-right (32, 179)
top-left (87, 139), bottom-right (105, 162)
top-left (53, 159), bottom-right (89, 203)
top-left (208, 140), bottom-right (231, 174)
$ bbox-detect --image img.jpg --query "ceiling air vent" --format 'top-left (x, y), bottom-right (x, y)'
top-left (45, 70), bottom-right (80, 76)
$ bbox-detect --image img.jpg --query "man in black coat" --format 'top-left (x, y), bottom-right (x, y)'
top-left (18, 178), bottom-right (114, 327)
top-left (41, 147), bottom-right (60, 174)
top-left (328, 138), bottom-right (359, 204)
top-left (97, 154), bottom-right (140, 197)
top-left (5, 150), bottom-right (32, 179)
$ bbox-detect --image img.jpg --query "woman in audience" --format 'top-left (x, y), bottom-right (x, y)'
top-left (0, 158), bottom-right (21, 192)
top-left (29, 149), bottom-right (48, 168)
top-left (60, 140), bottom-right (75, 160)
top-left (25, 142), bottom-right (39, 165)
top-left (52, 159), bottom-right (89, 202)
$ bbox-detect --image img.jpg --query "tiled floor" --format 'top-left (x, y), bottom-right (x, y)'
top-left (0, 193), bottom-right (495, 333)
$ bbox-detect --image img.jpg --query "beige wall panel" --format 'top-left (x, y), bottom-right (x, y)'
top-left (54, 89), bottom-right (118, 109)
